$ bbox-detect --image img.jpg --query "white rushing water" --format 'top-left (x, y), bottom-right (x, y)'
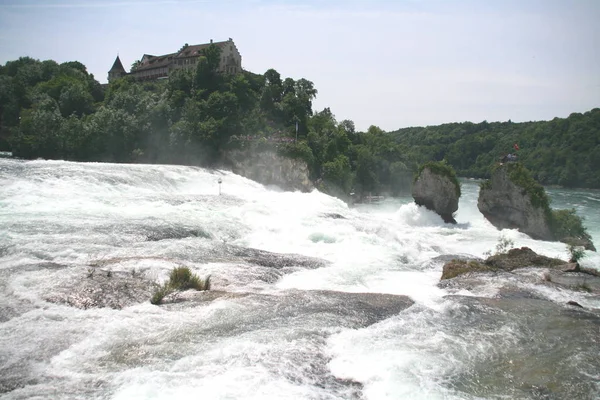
top-left (0, 159), bottom-right (599, 400)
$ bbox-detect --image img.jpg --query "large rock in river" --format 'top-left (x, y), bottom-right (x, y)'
top-left (412, 162), bottom-right (461, 223)
top-left (478, 163), bottom-right (595, 250)
top-left (478, 163), bottom-right (553, 240)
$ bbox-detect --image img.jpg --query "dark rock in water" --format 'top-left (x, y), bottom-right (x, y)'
top-left (545, 269), bottom-right (600, 293)
top-left (163, 289), bottom-right (414, 331)
top-left (484, 247), bottom-right (565, 271)
top-left (153, 289), bottom-right (413, 399)
top-left (144, 226), bottom-right (211, 241)
top-left (412, 166), bottom-right (460, 224)
top-left (478, 164), bottom-right (553, 240)
top-left (441, 247), bottom-right (566, 280)
top-left (430, 254), bottom-right (484, 264)
top-left (45, 270), bottom-right (156, 309)
top-left (560, 262), bottom-right (580, 272)
top-left (322, 213), bottom-right (346, 220)
top-left (442, 295), bottom-right (600, 400)
top-left (220, 244), bottom-right (327, 269)
top-left (441, 259), bottom-right (496, 280)
top-left (478, 163), bottom-right (595, 250)
top-left (439, 247), bottom-right (600, 295)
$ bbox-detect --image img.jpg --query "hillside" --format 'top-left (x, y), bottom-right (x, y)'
top-left (389, 109), bottom-right (600, 188)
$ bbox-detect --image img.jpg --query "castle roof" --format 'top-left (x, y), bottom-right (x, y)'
top-left (109, 55), bottom-right (126, 73)
top-left (174, 40), bottom-right (228, 58)
top-left (133, 39), bottom-right (232, 72)
top-left (135, 53), bottom-right (176, 72)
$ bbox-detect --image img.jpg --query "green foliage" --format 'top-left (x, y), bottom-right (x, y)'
top-left (168, 266), bottom-right (209, 291)
top-left (566, 243), bottom-right (586, 264)
top-left (278, 141), bottom-right (314, 166)
top-left (151, 266), bottom-right (210, 305)
top-left (322, 155), bottom-right (353, 196)
top-left (479, 179), bottom-right (491, 190)
top-left (482, 235), bottom-right (515, 258)
top-left (389, 109), bottom-right (600, 188)
top-left (550, 209), bottom-right (591, 242)
top-left (3, 55), bottom-right (600, 207)
top-left (506, 163), bottom-right (550, 209)
top-left (415, 160), bottom-right (461, 197)
top-left (150, 282), bottom-right (172, 305)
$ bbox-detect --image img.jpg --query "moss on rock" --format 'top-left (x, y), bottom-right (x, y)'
top-left (415, 160), bottom-right (461, 197)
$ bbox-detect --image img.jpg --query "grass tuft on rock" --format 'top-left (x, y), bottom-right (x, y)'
top-left (150, 266), bottom-right (210, 305)
top-left (150, 282), bottom-right (173, 305)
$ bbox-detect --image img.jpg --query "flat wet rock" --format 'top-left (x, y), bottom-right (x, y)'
top-left (45, 270), bottom-right (156, 309)
top-left (441, 247), bottom-right (568, 280)
top-left (442, 295), bottom-right (600, 399)
top-left (163, 289), bottom-right (414, 330)
top-left (141, 289), bottom-right (413, 399)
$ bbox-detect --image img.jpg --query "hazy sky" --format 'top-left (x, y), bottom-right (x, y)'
top-left (0, 0), bottom-right (598, 131)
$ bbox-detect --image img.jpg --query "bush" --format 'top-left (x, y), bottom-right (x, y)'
top-left (277, 141), bottom-right (315, 167)
top-left (150, 282), bottom-right (172, 305)
top-left (483, 235), bottom-right (515, 257)
top-left (150, 266), bottom-right (210, 305)
top-left (550, 209), bottom-right (591, 241)
top-left (567, 243), bottom-right (586, 264)
top-left (506, 163), bottom-right (550, 210)
top-left (168, 266), bottom-right (210, 291)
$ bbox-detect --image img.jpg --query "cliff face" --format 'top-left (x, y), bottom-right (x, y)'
top-left (224, 150), bottom-right (313, 192)
top-left (412, 167), bottom-right (460, 223)
top-left (478, 165), bottom-right (553, 240)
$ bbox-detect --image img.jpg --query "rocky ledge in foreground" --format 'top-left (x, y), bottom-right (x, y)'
top-left (438, 295), bottom-right (600, 399)
top-left (478, 162), bottom-right (595, 251)
top-left (412, 161), bottom-right (461, 224)
top-left (441, 247), bottom-right (600, 295)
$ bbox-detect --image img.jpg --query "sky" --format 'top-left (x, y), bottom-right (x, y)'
top-left (0, 0), bottom-right (599, 131)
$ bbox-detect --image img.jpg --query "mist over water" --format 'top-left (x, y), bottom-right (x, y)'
top-left (1, 159), bottom-right (599, 399)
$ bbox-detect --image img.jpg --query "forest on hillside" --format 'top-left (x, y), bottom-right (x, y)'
top-left (389, 109), bottom-right (600, 189)
top-left (1, 45), bottom-right (599, 198)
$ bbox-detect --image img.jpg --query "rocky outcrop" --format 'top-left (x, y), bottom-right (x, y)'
top-left (412, 163), bottom-right (460, 223)
top-left (225, 150), bottom-right (313, 192)
top-left (440, 246), bottom-right (600, 291)
top-left (441, 247), bottom-right (566, 280)
top-left (45, 270), bottom-right (156, 309)
top-left (478, 164), bottom-right (553, 239)
top-left (478, 163), bottom-right (595, 250)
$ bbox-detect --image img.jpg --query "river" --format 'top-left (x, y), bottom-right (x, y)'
top-left (0, 159), bottom-right (598, 399)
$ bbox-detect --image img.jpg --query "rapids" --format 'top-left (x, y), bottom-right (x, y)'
top-left (0, 159), bottom-right (599, 399)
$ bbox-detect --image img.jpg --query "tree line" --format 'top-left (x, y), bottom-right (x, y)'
top-left (388, 110), bottom-right (600, 189)
top-left (1, 47), bottom-right (598, 201)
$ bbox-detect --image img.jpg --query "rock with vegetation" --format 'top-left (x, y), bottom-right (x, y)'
top-left (151, 266), bottom-right (211, 305)
top-left (478, 163), bottom-right (595, 250)
top-left (225, 147), bottom-right (313, 192)
top-left (441, 247), bottom-right (566, 280)
top-left (440, 246), bottom-right (600, 298)
top-left (412, 161), bottom-right (461, 223)
top-left (442, 246), bottom-right (599, 280)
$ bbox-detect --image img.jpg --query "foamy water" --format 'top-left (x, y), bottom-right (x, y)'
top-left (0, 159), bottom-right (598, 399)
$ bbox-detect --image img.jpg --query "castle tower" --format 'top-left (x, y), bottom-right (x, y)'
top-left (108, 55), bottom-right (126, 82)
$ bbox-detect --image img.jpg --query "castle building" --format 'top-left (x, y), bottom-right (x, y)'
top-left (107, 38), bottom-right (242, 82)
